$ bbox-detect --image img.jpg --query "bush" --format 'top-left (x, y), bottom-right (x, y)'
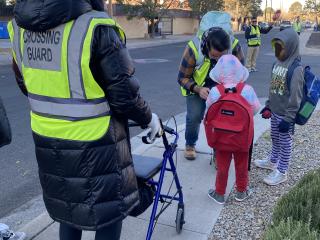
top-left (264, 219), bottom-right (319, 240)
top-left (272, 170), bottom-right (320, 232)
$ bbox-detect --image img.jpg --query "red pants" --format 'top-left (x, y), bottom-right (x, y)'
top-left (215, 150), bottom-right (249, 195)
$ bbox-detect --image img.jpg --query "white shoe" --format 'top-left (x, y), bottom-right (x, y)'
top-left (254, 159), bottom-right (277, 170)
top-left (0, 224), bottom-right (26, 240)
top-left (263, 169), bottom-right (288, 186)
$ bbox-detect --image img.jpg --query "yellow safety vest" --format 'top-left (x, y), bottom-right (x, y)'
top-left (248, 26), bottom-right (261, 46)
top-left (293, 22), bottom-right (302, 33)
top-left (8, 11), bottom-right (126, 141)
top-left (180, 37), bottom-right (239, 97)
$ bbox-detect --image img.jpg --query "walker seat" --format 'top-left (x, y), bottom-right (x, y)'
top-left (133, 155), bottom-right (163, 181)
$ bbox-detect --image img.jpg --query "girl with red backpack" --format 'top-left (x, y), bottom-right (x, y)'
top-left (205, 55), bottom-right (261, 204)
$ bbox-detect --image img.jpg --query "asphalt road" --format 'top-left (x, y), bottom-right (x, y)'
top-left (0, 29), bottom-right (320, 220)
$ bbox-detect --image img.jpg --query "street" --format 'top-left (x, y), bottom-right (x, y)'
top-left (0, 29), bottom-right (320, 225)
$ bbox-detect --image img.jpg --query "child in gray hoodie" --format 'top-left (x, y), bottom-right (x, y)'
top-left (254, 28), bottom-right (304, 186)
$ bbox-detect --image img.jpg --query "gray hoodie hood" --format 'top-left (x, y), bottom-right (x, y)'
top-left (272, 28), bottom-right (300, 67)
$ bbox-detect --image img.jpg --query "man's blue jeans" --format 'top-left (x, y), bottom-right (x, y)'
top-left (185, 94), bottom-right (206, 147)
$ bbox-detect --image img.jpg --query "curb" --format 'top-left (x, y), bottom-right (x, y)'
top-left (19, 213), bottom-right (54, 240)
top-left (127, 32), bottom-right (244, 50)
top-left (300, 31), bottom-right (320, 56)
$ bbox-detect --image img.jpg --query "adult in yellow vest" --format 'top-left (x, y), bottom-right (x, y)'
top-left (9, 0), bottom-right (161, 239)
top-left (245, 17), bottom-right (273, 72)
top-left (293, 16), bottom-right (302, 35)
top-left (177, 27), bottom-right (245, 160)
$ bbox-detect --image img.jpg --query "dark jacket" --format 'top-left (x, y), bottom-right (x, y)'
top-left (245, 25), bottom-right (273, 47)
top-left (13, 0), bottom-right (151, 230)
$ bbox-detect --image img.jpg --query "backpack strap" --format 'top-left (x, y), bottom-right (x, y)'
top-left (286, 57), bottom-right (302, 92)
top-left (217, 84), bottom-right (226, 97)
top-left (235, 82), bottom-right (246, 94)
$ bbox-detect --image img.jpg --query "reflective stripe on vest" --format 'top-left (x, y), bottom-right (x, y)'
top-left (9, 11), bottom-right (124, 121)
top-left (248, 26), bottom-right (261, 46)
top-left (8, 19), bottom-right (23, 73)
top-left (232, 38), bottom-right (239, 50)
top-left (180, 37), bottom-right (239, 96)
top-left (28, 93), bottom-right (110, 120)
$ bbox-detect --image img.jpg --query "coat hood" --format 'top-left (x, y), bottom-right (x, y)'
top-left (272, 28), bottom-right (300, 66)
top-left (14, 0), bottom-right (105, 32)
top-left (209, 54), bottom-right (249, 88)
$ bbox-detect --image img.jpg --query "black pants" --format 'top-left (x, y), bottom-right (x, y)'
top-left (59, 221), bottom-right (122, 240)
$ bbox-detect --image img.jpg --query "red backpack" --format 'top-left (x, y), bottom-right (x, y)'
top-left (204, 83), bottom-right (254, 152)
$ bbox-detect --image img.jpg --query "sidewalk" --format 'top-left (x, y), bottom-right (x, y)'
top-left (299, 31), bottom-right (320, 56)
top-left (126, 35), bottom-right (192, 50)
top-left (306, 32), bottom-right (320, 49)
top-left (126, 31), bottom-right (243, 50)
top-left (19, 100), bottom-right (270, 240)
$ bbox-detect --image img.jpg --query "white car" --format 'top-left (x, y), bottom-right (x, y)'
top-left (280, 21), bottom-right (292, 31)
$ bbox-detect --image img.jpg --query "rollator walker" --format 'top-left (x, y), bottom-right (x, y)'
top-left (129, 119), bottom-right (185, 240)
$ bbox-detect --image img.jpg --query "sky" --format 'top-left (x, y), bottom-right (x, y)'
top-left (260, 0), bottom-right (306, 11)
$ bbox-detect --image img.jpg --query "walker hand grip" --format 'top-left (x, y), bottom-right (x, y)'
top-left (163, 126), bottom-right (175, 134)
top-left (142, 132), bottom-right (155, 144)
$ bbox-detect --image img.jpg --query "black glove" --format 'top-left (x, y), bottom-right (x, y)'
top-left (278, 120), bottom-right (291, 133)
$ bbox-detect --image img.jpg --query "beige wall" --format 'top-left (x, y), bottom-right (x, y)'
top-left (114, 16), bottom-right (199, 38)
top-left (173, 18), bottom-right (199, 35)
top-left (114, 16), bottom-right (148, 39)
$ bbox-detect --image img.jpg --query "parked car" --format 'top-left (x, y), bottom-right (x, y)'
top-left (305, 21), bottom-right (312, 29)
top-left (280, 21), bottom-right (292, 31)
top-left (259, 22), bottom-right (270, 30)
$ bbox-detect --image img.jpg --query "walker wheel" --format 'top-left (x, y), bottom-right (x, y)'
top-left (175, 206), bottom-right (185, 234)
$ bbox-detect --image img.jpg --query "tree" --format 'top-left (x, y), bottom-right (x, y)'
top-left (304, 0), bottom-right (320, 14)
top-left (264, 7), bottom-right (274, 15)
top-left (249, 0), bottom-right (263, 17)
top-left (188, 0), bottom-right (224, 18)
top-left (117, 0), bottom-right (178, 37)
top-left (238, 0), bottom-right (263, 18)
top-left (289, 1), bottom-right (303, 16)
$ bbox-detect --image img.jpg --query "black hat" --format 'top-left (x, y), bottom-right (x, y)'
top-left (201, 27), bottom-right (230, 58)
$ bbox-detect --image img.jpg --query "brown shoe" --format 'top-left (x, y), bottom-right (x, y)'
top-left (184, 146), bottom-right (196, 160)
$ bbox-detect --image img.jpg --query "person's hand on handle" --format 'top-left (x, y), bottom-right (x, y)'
top-left (194, 86), bottom-right (210, 100)
top-left (260, 106), bottom-right (272, 119)
top-left (147, 113), bottom-right (163, 142)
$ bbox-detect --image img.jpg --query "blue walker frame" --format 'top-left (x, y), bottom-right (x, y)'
top-left (131, 122), bottom-right (185, 240)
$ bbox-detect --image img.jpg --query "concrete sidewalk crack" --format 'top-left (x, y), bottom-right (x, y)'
top-left (29, 221), bottom-right (55, 240)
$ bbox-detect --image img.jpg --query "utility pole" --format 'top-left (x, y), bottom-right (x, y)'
top-left (236, 0), bottom-right (240, 31)
top-left (270, 0), bottom-right (272, 22)
top-left (265, 0), bottom-right (268, 22)
top-left (108, 0), bottom-right (113, 17)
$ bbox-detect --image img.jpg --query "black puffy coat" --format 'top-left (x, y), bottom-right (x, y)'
top-left (13, 0), bottom-right (152, 230)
